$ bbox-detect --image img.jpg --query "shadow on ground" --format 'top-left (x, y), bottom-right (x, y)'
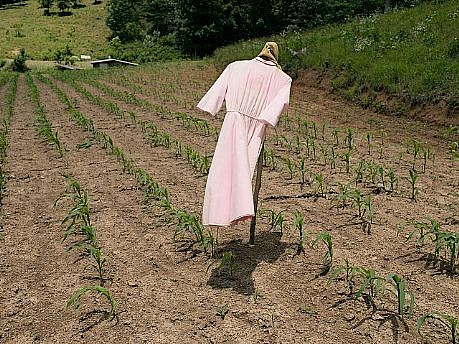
top-left (207, 231), bottom-right (288, 295)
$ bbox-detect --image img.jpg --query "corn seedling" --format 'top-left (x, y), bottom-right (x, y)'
top-left (416, 312), bottom-right (457, 344)
top-left (313, 173), bottom-right (325, 197)
top-left (294, 210), bottom-right (306, 254)
top-left (332, 128), bottom-right (339, 146)
top-left (312, 231), bottom-right (333, 271)
top-left (386, 169), bottom-right (399, 192)
top-left (207, 251), bottom-right (238, 277)
top-left (362, 195), bottom-right (374, 233)
top-left (345, 128), bottom-right (353, 150)
top-left (335, 183), bottom-right (353, 209)
top-left (354, 267), bottom-right (384, 302)
top-left (354, 160), bottom-right (367, 184)
top-left (410, 140), bottom-right (422, 171)
top-left (384, 273), bottom-right (415, 318)
top-left (434, 231), bottom-right (459, 274)
top-left (216, 304), bottom-right (229, 319)
top-left (330, 147), bottom-right (337, 169)
top-left (408, 169), bottom-right (419, 201)
top-left (342, 150), bottom-right (351, 174)
top-left (405, 218), bottom-right (440, 245)
top-left (366, 132), bottom-right (372, 155)
top-left (268, 210), bottom-right (284, 233)
top-left (328, 258), bottom-right (360, 295)
top-left (297, 157), bottom-right (308, 185)
top-left (311, 139), bottom-right (316, 160)
top-left (295, 135), bottom-right (301, 154)
top-left (67, 285), bottom-right (116, 320)
top-left (351, 189), bottom-right (364, 218)
top-left (312, 121), bottom-right (317, 139)
top-left (284, 157), bottom-right (295, 180)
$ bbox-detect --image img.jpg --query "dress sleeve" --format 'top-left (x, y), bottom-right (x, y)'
top-left (197, 64), bottom-right (231, 116)
top-left (257, 78), bottom-right (292, 127)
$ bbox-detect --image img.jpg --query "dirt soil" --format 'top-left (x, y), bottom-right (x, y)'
top-left (0, 63), bottom-right (458, 344)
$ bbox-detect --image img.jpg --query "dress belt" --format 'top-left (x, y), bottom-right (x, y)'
top-left (227, 110), bottom-right (260, 121)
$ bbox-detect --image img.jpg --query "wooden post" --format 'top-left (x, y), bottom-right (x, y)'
top-left (249, 144), bottom-right (264, 245)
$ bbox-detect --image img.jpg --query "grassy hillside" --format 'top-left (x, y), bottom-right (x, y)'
top-left (0, 0), bottom-right (110, 60)
top-left (212, 0), bottom-right (459, 117)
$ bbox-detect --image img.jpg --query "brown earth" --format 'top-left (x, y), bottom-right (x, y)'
top-left (0, 63), bottom-right (458, 344)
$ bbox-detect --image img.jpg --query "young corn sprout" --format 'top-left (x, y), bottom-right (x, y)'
top-left (386, 169), bottom-right (399, 192)
top-left (354, 160), bottom-right (367, 185)
top-left (354, 267), bottom-right (384, 303)
top-left (330, 147), bottom-right (337, 169)
top-left (312, 231), bottom-right (333, 273)
top-left (313, 173), bottom-right (325, 197)
top-left (345, 128), bottom-right (353, 150)
top-left (298, 157), bottom-right (308, 185)
top-left (207, 251), bottom-right (238, 277)
top-left (328, 258), bottom-right (360, 295)
top-left (284, 157), bottom-right (295, 180)
top-left (67, 285), bottom-right (116, 320)
top-left (335, 182), bottom-right (353, 209)
top-left (384, 273), bottom-right (415, 318)
top-left (366, 132), bottom-right (372, 155)
top-left (268, 210), bottom-right (284, 233)
top-left (294, 210), bottom-right (306, 254)
top-left (295, 135), bottom-right (301, 154)
top-left (332, 127), bottom-right (339, 146)
top-left (408, 169), bottom-right (419, 201)
top-left (410, 140), bottom-right (422, 171)
top-left (342, 150), bottom-right (351, 174)
top-left (416, 312), bottom-right (458, 344)
top-left (351, 189), bottom-right (364, 218)
top-left (312, 121), bottom-right (318, 139)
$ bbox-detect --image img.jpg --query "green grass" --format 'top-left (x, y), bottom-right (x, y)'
top-left (0, 0), bottom-right (110, 60)
top-left (211, 0), bottom-right (459, 114)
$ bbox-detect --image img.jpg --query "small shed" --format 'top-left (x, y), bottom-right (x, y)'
top-left (90, 58), bottom-right (138, 69)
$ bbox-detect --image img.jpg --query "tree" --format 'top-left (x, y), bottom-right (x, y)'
top-left (106, 0), bottom-right (145, 41)
top-left (12, 48), bottom-right (28, 72)
top-left (57, 0), bottom-right (71, 14)
top-left (39, 0), bottom-right (54, 15)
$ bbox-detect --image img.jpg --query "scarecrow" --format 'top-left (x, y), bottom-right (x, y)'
top-left (197, 42), bottom-right (292, 243)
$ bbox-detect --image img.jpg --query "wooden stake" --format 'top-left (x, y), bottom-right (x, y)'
top-left (250, 144), bottom-right (264, 245)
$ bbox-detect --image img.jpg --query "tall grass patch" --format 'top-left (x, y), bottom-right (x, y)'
top-left (212, 0), bottom-right (459, 114)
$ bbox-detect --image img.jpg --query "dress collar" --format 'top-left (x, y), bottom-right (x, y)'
top-left (254, 56), bottom-right (276, 66)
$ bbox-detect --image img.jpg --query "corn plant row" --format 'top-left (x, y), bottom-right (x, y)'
top-left (25, 73), bottom-right (64, 157)
top-left (38, 73), bottom-right (217, 257)
top-left (53, 74), bottom-right (212, 175)
top-left (0, 72), bottom-right (11, 88)
top-left (55, 175), bottom-right (116, 320)
top-left (140, 121), bottom-right (210, 174)
top-left (51, 72), bottom-right (215, 138)
top-left (0, 73), bottom-right (19, 204)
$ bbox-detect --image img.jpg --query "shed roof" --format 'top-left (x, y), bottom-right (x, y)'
top-left (90, 58), bottom-right (138, 66)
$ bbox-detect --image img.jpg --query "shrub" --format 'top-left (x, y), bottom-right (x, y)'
top-left (11, 49), bottom-right (28, 72)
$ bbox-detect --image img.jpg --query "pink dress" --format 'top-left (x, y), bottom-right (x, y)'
top-left (198, 57), bottom-right (292, 226)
